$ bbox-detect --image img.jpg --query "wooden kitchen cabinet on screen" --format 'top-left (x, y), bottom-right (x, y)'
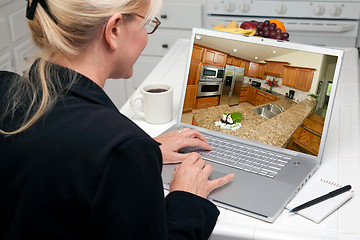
top-left (183, 57), bottom-right (202, 112)
top-left (247, 87), bottom-right (257, 105)
top-left (202, 48), bottom-right (227, 67)
top-left (191, 45), bottom-right (204, 62)
top-left (226, 56), bottom-right (250, 75)
top-left (183, 85), bottom-right (198, 112)
top-left (195, 96), bottom-right (220, 109)
top-left (282, 66), bottom-right (316, 92)
top-left (264, 60), bottom-right (290, 77)
top-left (247, 62), bottom-right (266, 79)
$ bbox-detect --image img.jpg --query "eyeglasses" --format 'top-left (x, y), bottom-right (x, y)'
top-left (135, 14), bottom-right (161, 34)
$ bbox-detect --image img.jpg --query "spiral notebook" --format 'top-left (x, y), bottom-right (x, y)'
top-left (286, 178), bottom-right (353, 223)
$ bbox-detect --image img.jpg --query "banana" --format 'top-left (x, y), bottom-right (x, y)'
top-left (213, 24), bottom-right (226, 29)
top-left (213, 27), bottom-right (256, 36)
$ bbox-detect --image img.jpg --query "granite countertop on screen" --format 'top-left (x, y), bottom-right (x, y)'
top-left (192, 87), bottom-right (317, 148)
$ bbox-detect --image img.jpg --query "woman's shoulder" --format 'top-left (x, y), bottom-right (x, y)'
top-left (47, 98), bottom-right (154, 150)
top-left (0, 71), bottom-right (20, 86)
top-left (0, 70), bottom-right (19, 78)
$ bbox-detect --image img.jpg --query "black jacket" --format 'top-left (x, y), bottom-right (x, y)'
top-left (0, 66), bottom-right (219, 240)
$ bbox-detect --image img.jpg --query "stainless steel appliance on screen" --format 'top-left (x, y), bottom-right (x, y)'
top-left (197, 65), bottom-right (225, 97)
top-left (220, 65), bottom-right (245, 106)
top-left (197, 80), bottom-right (223, 97)
top-left (200, 65), bottom-right (224, 80)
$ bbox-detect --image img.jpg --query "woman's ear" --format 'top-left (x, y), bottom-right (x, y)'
top-left (104, 13), bottom-right (123, 50)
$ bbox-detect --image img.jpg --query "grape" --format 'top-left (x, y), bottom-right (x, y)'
top-left (270, 23), bottom-right (277, 28)
top-left (263, 26), bottom-right (269, 32)
top-left (258, 30), bottom-right (264, 37)
top-left (264, 31), bottom-right (270, 38)
top-left (281, 32), bottom-right (290, 40)
top-left (269, 26), bottom-right (276, 32)
top-left (269, 31), bottom-right (277, 39)
top-left (257, 22), bottom-right (264, 29)
top-left (276, 28), bottom-right (282, 35)
top-left (264, 20), bottom-right (270, 27)
top-left (275, 35), bottom-right (282, 40)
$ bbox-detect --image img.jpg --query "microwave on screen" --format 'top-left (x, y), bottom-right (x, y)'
top-left (200, 65), bottom-right (224, 79)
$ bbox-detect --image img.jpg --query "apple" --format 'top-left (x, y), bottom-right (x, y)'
top-left (240, 21), bottom-right (257, 29)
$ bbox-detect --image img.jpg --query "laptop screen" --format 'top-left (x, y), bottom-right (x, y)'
top-left (180, 29), bottom-right (343, 158)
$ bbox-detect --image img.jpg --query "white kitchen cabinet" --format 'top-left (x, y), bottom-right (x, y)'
top-left (0, 51), bottom-right (13, 72)
top-left (105, 0), bottom-right (204, 108)
top-left (8, 7), bottom-right (30, 42)
top-left (0, 0), bottom-right (204, 109)
top-left (0, 0), bottom-right (11, 8)
top-left (0, 17), bottom-right (11, 52)
top-left (13, 39), bottom-right (40, 74)
top-left (143, 29), bottom-right (192, 56)
top-left (0, 0), bottom-right (39, 75)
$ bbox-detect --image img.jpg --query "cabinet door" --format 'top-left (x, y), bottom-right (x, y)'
top-left (257, 63), bottom-right (266, 79)
top-left (247, 88), bottom-right (257, 105)
top-left (187, 60), bottom-right (201, 85)
top-left (0, 51), bottom-right (13, 71)
top-left (157, 2), bottom-right (202, 29)
top-left (203, 49), bottom-right (227, 67)
top-left (239, 87), bottom-right (248, 103)
top-left (226, 56), bottom-right (233, 65)
top-left (203, 49), bottom-right (217, 65)
top-left (294, 69), bottom-right (315, 91)
top-left (195, 96), bottom-right (220, 109)
top-left (282, 67), bottom-right (297, 87)
top-left (247, 62), bottom-right (259, 77)
top-left (232, 57), bottom-right (241, 67)
top-left (256, 91), bottom-right (273, 105)
top-left (132, 55), bottom-right (162, 88)
top-left (142, 28), bottom-right (191, 56)
top-left (192, 45), bottom-right (203, 62)
top-left (216, 52), bottom-right (227, 66)
top-left (241, 60), bottom-right (250, 76)
top-left (264, 61), bottom-right (290, 77)
top-left (183, 85), bottom-right (197, 113)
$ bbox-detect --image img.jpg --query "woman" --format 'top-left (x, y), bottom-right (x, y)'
top-left (0, 0), bottom-right (233, 239)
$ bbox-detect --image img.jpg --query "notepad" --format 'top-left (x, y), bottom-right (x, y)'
top-left (286, 178), bottom-right (353, 223)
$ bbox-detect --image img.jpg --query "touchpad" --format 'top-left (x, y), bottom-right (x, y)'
top-left (209, 170), bottom-right (227, 180)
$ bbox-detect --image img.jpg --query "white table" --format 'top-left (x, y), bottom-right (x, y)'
top-left (120, 39), bottom-right (360, 240)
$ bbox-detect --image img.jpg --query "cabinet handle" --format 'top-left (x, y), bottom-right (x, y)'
top-left (160, 14), bottom-right (167, 19)
top-left (162, 44), bottom-right (168, 48)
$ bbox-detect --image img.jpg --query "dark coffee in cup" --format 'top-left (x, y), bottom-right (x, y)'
top-left (147, 88), bottom-right (168, 93)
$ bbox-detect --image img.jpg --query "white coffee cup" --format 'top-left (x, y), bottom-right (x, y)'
top-left (130, 82), bottom-right (173, 124)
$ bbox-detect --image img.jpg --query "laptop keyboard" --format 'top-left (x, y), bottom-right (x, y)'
top-left (180, 133), bottom-right (292, 179)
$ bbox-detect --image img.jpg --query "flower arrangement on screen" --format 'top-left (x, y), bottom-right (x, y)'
top-left (266, 78), bottom-right (280, 88)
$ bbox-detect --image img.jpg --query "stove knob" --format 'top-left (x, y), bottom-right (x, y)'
top-left (314, 5), bottom-right (325, 16)
top-left (239, 2), bottom-right (250, 13)
top-left (276, 4), bottom-right (287, 15)
top-left (224, 2), bottom-right (235, 12)
top-left (330, 5), bottom-right (342, 17)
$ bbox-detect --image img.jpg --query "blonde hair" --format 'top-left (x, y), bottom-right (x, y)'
top-left (0, 0), bottom-right (162, 135)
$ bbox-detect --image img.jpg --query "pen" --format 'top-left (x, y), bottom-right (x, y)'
top-left (289, 185), bottom-right (352, 213)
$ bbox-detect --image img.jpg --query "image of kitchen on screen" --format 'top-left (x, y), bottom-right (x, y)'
top-left (181, 33), bottom-right (338, 157)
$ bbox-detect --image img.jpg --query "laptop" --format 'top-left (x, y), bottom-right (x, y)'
top-left (161, 28), bottom-right (344, 223)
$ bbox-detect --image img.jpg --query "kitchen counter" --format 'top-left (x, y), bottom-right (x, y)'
top-left (192, 97), bottom-right (316, 147)
top-left (120, 39), bottom-right (360, 240)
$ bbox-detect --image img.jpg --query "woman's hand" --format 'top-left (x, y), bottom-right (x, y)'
top-left (154, 128), bottom-right (213, 164)
top-left (169, 153), bottom-right (234, 198)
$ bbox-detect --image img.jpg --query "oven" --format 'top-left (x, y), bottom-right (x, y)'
top-left (197, 79), bottom-right (223, 97)
top-left (205, 0), bottom-right (360, 48)
top-left (200, 65), bottom-right (225, 80)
